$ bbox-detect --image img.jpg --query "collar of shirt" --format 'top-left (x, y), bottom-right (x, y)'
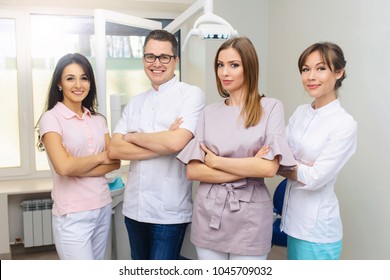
top-left (307, 99), bottom-right (341, 117)
top-left (55, 101), bottom-right (92, 120)
top-left (152, 75), bottom-right (178, 94)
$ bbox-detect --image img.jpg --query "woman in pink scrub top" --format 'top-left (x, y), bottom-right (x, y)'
top-left (37, 53), bottom-right (120, 259)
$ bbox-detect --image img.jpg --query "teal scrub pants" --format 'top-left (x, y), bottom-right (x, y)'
top-left (287, 235), bottom-right (342, 260)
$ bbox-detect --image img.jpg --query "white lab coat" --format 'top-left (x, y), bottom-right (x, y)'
top-left (114, 76), bottom-right (205, 224)
top-left (281, 99), bottom-right (357, 243)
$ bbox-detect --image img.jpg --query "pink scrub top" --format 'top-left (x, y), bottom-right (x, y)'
top-left (39, 102), bottom-right (112, 216)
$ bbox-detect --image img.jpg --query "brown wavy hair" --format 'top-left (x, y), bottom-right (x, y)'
top-left (214, 37), bottom-right (263, 128)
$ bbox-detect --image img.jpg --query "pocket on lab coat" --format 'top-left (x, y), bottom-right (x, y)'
top-left (162, 177), bottom-right (192, 212)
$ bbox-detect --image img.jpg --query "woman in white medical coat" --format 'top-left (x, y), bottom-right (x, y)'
top-left (280, 42), bottom-right (357, 260)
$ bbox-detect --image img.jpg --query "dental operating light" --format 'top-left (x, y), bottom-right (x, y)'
top-left (164, 0), bottom-right (238, 52)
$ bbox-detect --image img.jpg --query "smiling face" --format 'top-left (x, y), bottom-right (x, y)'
top-left (216, 47), bottom-right (245, 96)
top-left (143, 39), bottom-right (178, 91)
top-left (301, 50), bottom-right (344, 109)
top-left (59, 63), bottom-right (90, 112)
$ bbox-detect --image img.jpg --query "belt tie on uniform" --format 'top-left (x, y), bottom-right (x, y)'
top-left (208, 179), bottom-right (262, 229)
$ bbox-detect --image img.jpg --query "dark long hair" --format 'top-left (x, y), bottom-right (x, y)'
top-left (44, 53), bottom-right (98, 114)
top-left (35, 53), bottom-right (99, 151)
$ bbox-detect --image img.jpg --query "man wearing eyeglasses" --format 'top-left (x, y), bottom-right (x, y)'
top-left (109, 29), bottom-right (205, 260)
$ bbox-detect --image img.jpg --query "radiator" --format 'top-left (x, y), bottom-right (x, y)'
top-left (21, 199), bottom-right (53, 247)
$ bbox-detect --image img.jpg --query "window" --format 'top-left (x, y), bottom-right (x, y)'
top-left (0, 18), bottom-right (20, 169)
top-left (0, 12), bottom-right (179, 178)
top-left (31, 15), bottom-right (97, 171)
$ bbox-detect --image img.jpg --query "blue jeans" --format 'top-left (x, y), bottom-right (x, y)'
top-left (124, 216), bottom-right (188, 260)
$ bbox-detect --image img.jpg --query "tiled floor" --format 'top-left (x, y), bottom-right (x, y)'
top-left (10, 244), bottom-right (286, 260)
top-left (268, 245), bottom-right (287, 260)
top-left (10, 244), bottom-right (59, 260)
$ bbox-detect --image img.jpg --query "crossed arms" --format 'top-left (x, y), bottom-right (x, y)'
top-left (186, 144), bottom-right (280, 184)
top-left (42, 132), bottom-right (120, 177)
top-left (109, 117), bottom-right (193, 160)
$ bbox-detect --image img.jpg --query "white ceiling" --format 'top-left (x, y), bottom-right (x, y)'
top-left (0, 0), bottom-right (196, 15)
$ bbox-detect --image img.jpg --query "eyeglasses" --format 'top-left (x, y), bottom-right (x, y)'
top-left (143, 53), bottom-right (176, 64)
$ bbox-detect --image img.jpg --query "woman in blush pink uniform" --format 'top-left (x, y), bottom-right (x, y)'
top-left (37, 53), bottom-right (120, 259)
top-left (177, 37), bottom-right (295, 260)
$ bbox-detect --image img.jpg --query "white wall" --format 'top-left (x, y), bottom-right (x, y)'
top-left (267, 0), bottom-right (390, 259)
top-left (184, 0), bottom-right (390, 260)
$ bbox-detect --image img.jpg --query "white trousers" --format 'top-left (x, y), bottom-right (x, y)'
top-left (52, 203), bottom-right (111, 260)
top-left (196, 246), bottom-right (268, 260)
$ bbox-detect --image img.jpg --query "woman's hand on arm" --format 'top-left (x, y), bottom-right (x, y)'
top-left (254, 145), bottom-right (270, 158)
top-left (201, 144), bottom-right (279, 178)
top-left (186, 160), bottom-right (245, 184)
top-left (80, 134), bottom-right (121, 177)
top-left (185, 143), bottom-right (272, 184)
top-left (278, 165), bottom-right (298, 181)
top-left (42, 132), bottom-right (117, 177)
